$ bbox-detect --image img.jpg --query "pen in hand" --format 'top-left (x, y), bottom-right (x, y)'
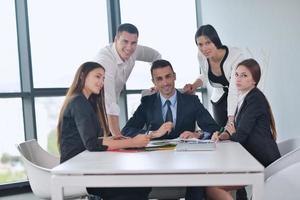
top-left (218, 127), bottom-right (224, 136)
top-left (145, 123), bottom-right (152, 135)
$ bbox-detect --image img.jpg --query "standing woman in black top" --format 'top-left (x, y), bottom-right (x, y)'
top-left (57, 62), bottom-right (150, 200)
top-left (184, 24), bottom-right (244, 127)
top-left (208, 59), bottom-right (281, 200)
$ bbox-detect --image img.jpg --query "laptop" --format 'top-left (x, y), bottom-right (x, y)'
top-left (175, 140), bottom-right (216, 151)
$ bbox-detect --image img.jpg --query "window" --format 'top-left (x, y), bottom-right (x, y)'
top-left (0, 0), bottom-right (208, 190)
top-left (27, 1), bottom-right (110, 156)
top-left (126, 94), bottom-right (141, 119)
top-left (120, 0), bottom-right (199, 90)
top-left (0, 0), bottom-right (20, 92)
top-left (27, 0), bottom-right (109, 88)
top-left (35, 97), bottom-right (65, 156)
top-left (0, 98), bottom-right (26, 184)
top-left (120, 0), bottom-right (199, 116)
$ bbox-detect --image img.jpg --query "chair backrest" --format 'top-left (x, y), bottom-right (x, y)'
top-left (18, 139), bottom-right (59, 168)
top-left (264, 147), bottom-right (300, 180)
top-left (263, 140), bottom-right (300, 199)
top-left (277, 137), bottom-right (300, 156)
top-left (265, 162), bottom-right (300, 200)
top-left (17, 139), bottom-right (86, 199)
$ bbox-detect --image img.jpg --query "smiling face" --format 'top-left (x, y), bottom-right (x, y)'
top-left (83, 67), bottom-right (105, 98)
top-left (115, 31), bottom-right (138, 61)
top-left (196, 36), bottom-right (218, 58)
top-left (235, 65), bottom-right (256, 93)
top-left (152, 66), bottom-right (176, 99)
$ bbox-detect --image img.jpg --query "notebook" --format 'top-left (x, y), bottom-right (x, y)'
top-left (175, 140), bottom-right (216, 151)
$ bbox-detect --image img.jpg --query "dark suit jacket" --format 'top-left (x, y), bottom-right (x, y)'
top-left (230, 88), bottom-right (281, 167)
top-left (60, 93), bottom-right (107, 163)
top-left (122, 90), bottom-right (220, 139)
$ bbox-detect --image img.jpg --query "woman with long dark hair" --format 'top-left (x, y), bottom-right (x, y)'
top-left (57, 62), bottom-right (150, 200)
top-left (209, 58), bottom-right (281, 200)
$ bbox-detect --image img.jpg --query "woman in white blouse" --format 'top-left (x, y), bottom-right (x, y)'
top-left (184, 24), bottom-right (244, 127)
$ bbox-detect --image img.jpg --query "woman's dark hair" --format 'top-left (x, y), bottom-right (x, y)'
top-left (57, 62), bottom-right (110, 152)
top-left (237, 58), bottom-right (277, 141)
top-left (237, 59), bottom-right (261, 86)
top-left (195, 24), bottom-right (223, 48)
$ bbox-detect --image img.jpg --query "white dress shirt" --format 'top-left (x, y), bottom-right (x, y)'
top-left (160, 91), bottom-right (177, 127)
top-left (235, 89), bottom-right (251, 121)
top-left (93, 43), bottom-right (161, 116)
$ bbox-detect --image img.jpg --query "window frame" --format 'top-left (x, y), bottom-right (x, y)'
top-left (0, 0), bottom-right (206, 191)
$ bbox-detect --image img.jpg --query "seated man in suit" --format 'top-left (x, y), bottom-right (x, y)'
top-left (122, 59), bottom-right (220, 200)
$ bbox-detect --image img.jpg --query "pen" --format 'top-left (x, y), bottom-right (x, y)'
top-left (145, 124), bottom-right (152, 135)
top-left (218, 127), bottom-right (224, 136)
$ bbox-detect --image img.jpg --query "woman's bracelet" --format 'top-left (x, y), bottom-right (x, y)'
top-left (225, 130), bottom-right (231, 137)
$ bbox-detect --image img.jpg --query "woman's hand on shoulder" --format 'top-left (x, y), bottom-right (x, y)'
top-left (183, 79), bottom-right (203, 94)
top-left (183, 83), bottom-right (195, 94)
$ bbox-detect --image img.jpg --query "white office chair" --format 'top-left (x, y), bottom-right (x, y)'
top-left (264, 147), bottom-right (300, 199)
top-left (16, 139), bottom-right (87, 199)
top-left (277, 137), bottom-right (300, 156)
top-left (265, 161), bottom-right (300, 200)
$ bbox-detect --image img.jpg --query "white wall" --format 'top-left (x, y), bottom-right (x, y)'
top-left (201, 0), bottom-right (300, 141)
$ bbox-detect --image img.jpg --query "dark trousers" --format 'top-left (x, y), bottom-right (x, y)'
top-left (87, 187), bottom-right (151, 200)
top-left (211, 93), bottom-right (228, 127)
top-left (185, 187), bottom-right (205, 200)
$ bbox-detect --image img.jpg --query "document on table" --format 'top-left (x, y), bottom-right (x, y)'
top-left (147, 138), bottom-right (216, 151)
top-left (175, 140), bottom-right (216, 151)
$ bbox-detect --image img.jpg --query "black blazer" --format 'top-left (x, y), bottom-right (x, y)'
top-left (122, 90), bottom-right (220, 139)
top-left (59, 93), bottom-right (107, 163)
top-left (230, 88), bottom-right (281, 167)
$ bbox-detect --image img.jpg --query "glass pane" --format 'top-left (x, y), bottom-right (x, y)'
top-left (120, 0), bottom-right (199, 90)
top-left (28, 0), bottom-right (109, 88)
top-left (0, 1), bottom-right (20, 92)
top-left (0, 98), bottom-right (26, 184)
top-left (126, 94), bottom-right (142, 119)
top-left (35, 97), bottom-right (65, 156)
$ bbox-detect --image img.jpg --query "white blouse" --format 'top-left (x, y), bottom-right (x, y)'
top-left (197, 46), bottom-right (244, 116)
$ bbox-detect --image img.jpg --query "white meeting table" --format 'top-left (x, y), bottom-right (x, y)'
top-left (51, 141), bottom-right (264, 200)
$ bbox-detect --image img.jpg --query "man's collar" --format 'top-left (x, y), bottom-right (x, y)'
top-left (159, 90), bottom-right (177, 106)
